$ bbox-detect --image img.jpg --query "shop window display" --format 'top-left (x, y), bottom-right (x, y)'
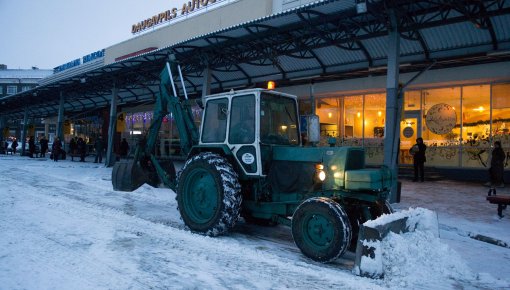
top-left (461, 85), bottom-right (491, 168)
top-left (343, 95), bottom-right (363, 146)
top-left (492, 83), bottom-right (510, 170)
top-left (311, 82), bottom-right (508, 170)
top-left (363, 93), bottom-right (385, 164)
top-left (422, 87), bottom-right (461, 167)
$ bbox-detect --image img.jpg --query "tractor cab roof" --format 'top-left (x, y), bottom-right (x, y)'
top-left (203, 88), bottom-right (297, 101)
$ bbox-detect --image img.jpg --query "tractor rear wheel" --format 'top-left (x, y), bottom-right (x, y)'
top-left (292, 197), bottom-right (352, 263)
top-left (176, 152), bottom-right (242, 236)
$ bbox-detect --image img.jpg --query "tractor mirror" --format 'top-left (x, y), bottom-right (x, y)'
top-left (307, 115), bottom-right (320, 143)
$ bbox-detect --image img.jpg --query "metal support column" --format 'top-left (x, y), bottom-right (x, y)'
top-left (383, 9), bottom-right (402, 203)
top-left (56, 92), bottom-right (65, 142)
top-left (106, 85), bottom-right (118, 167)
top-left (21, 107), bottom-right (29, 156)
top-left (0, 115), bottom-right (5, 143)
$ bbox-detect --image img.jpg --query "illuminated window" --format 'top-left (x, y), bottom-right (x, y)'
top-left (461, 85), bottom-right (490, 168)
top-left (492, 83), bottom-right (510, 144)
top-left (344, 95), bottom-right (363, 144)
top-left (363, 93), bottom-right (386, 139)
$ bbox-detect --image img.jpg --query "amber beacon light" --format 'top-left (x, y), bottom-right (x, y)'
top-left (267, 81), bottom-right (276, 90)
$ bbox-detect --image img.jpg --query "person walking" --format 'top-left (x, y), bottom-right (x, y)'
top-left (39, 136), bottom-right (49, 158)
top-left (52, 138), bottom-right (62, 162)
top-left (69, 137), bottom-right (77, 161)
top-left (487, 141), bottom-right (506, 188)
top-left (94, 136), bottom-right (104, 164)
top-left (28, 136), bottom-right (35, 158)
top-left (77, 137), bottom-right (86, 162)
top-left (11, 138), bottom-right (18, 155)
top-left (120, 138), bottom-right (130, 159)
top-left (410, 137), bottom-right (427, 182)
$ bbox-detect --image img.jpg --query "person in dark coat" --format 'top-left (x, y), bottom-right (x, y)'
top-left (77, 137), bottom-right (86, 162)
top-left (488, 141), bottom-right (506, 188)
top-left (410, 137), bottom-right (427, 182)
top-left (94, 136), bottom-right (104, 163)
top-left (69, 137), bottom-right (77, 161)
top-left (119, 138), bottom-right (129, 159)
top-left (39, 136), bottom-right (49, 158)
top-left (52, 138), bottom-right (62, 162)
top-left (11, 138), bottom-right (18, 155)
top-left (28, 136), bottom-right (35, 158)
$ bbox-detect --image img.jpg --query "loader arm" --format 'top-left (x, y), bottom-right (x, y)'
top-left (138, 61), bottom-right (199, 158)
top-left (113, 59), bottom-right (199, 192)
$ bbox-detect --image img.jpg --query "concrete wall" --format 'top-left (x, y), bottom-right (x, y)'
top-left (105, 0), bottom-right (273, 64)
top-left (276, 61), bottom-right (510, 99)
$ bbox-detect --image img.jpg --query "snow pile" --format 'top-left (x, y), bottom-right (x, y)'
top-left (364, 207), bottom-right (439, 237)
top-left (381, 229), bottom-right (475, 288)
top-left (356, 208), bottom-right (440, 278)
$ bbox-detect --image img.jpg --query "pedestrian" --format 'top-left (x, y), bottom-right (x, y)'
top-left (39, 136), bottom-right (49, 158)
top-left (487, 141), bottom-right (506, 188)
top-left (28, 136), bottom-right (35, 158)
top-left (77, 137), bottom-right (86, 162)
top-left (94, 136), bottom-right (104, 163)
top-left (11, 138), bottom-right (18, 155)
top-left (69, 137), bottom-right (77, 161)
top-left (120, 138), bottom-right (130, 159)
top-left (52, 138), bottom-right (62, 162)
top-left (410, 137), bottom-right (427, 182)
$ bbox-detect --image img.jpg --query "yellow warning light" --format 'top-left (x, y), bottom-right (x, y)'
top-left (267, 81), bottom-right (276, 90)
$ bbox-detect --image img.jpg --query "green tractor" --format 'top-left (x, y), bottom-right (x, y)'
top-left (113, 59), bottom-right (395, 263)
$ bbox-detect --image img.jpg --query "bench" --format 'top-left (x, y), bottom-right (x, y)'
top-left (486, 195), bottom-right (510, 218)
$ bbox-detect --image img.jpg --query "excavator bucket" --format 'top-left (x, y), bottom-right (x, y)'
top-left (112, 160), bottom-right (148, 191)
top-left (353, 207), bottom-right (439, 278)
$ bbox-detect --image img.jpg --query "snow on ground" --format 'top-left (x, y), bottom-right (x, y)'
top-left (0, 155), bottom-right (509, 289)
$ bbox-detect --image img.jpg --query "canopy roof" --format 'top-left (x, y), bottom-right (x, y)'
top-left (2, 0), bottom-right (510, 119)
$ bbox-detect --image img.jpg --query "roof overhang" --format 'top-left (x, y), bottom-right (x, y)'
top-left (2, 0), bottom-right (510, 119)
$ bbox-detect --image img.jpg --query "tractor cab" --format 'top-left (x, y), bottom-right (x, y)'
top-left (199, 89), bottom-right (300, 177)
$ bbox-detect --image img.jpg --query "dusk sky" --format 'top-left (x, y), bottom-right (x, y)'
top-left (0, 0), bottom-right (183, 69)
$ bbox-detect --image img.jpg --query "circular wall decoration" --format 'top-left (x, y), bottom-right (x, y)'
top-left (402, 127), bottom-right (414, 138)
top-left (425, 103), bottom-right (457, 135)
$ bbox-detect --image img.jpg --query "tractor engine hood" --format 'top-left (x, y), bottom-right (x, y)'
top-left (271, 146), bottom-right (366, 191)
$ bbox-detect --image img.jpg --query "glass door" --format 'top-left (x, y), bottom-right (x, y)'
top-left (400, 110), bottom-right (422, 164)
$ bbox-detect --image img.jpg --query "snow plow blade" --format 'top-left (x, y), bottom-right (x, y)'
top-left (353, 208), bottom-right (439, 278)
top-left (112, 160), bottom-right (147, 192)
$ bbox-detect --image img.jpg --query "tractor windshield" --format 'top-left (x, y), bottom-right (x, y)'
top-left (260, 93), bottom-right (300, 145)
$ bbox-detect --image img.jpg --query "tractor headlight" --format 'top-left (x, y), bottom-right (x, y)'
top-left (316, 164), bottom-right (326, 181)
top-left (318, 170), bottom-right (326, 181)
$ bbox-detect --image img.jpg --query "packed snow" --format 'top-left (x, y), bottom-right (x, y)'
top-left (0, 155), bottom-right (509, 289)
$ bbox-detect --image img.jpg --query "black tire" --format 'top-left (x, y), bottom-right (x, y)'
top-left (176, 152), bottom-right (242, 236)
top-left (292, 197), bottom-right (352, 263)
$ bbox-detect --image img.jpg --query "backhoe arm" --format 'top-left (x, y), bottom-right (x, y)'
top-left (113, 58), bottom-right (199, 191)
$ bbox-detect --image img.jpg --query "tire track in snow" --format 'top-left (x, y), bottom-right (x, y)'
top-left (1, 166), bottom-right (378, 289)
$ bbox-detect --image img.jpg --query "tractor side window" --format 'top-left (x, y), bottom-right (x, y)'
top-left (229, 94), bottom-right (255, 144)
top-left (202, 98), bottom-right (228, 143)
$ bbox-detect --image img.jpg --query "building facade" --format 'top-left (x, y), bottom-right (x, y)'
top-left (2, 0), bottom-right (509, 179)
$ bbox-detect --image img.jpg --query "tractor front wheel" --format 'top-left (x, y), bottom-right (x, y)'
top-left (176, 152), bottom-right (242, 236)
top-left (292, 197), bottom-right (352, 263)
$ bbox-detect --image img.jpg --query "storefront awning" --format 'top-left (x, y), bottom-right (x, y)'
top-left (1, 0), bottom-right (510, 119)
